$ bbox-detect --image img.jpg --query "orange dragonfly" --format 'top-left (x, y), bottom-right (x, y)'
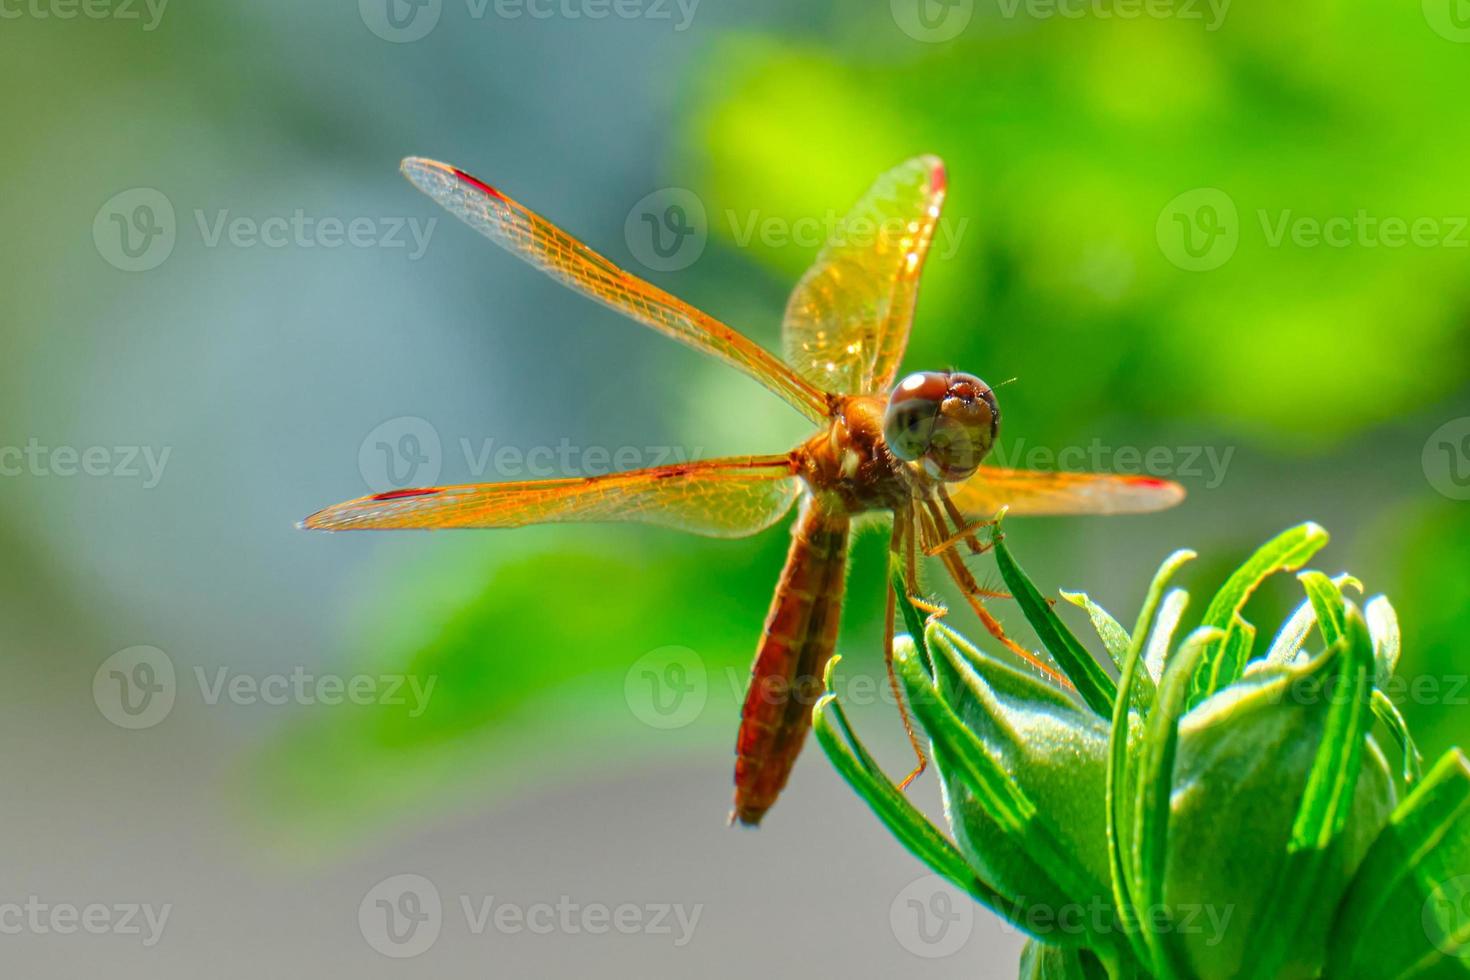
top-left (303, 155), bottom-right (1184, 826)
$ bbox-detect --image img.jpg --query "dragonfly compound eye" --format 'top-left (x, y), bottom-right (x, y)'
top-left (883, 372), bottom-right (950, 462)
top-left (884, 371), bottom-right (999, 481)
top-left (925, 372), bottom-right (999, 481)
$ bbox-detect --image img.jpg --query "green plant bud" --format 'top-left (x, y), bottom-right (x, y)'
top-left (1163, 659), bottom-right (1396, 978)
top-left (923, 625), bottom-right (1122, 947)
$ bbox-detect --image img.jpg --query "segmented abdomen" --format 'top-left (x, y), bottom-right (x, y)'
top-left (732, 497), bottom-right (850, 825)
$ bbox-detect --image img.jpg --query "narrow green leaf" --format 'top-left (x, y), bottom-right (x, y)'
top-left (1327, 749), bottom-right (1470, 978)
top-left (1300, 570), bottom-right (1349, 647)
top-left (1373, 689), bottom-right (1425, 786)
top-left (1200, 615), bottom-right (1257, 696)
top-left (890, 558), bottom-right (931, 671)
top-left (1134, 626), bottom-right (1220, 980)
top-left (1242, 608), bottom-right (1375, 978)
top-left (1128, 548), bottom-right (1197, 681)
top-left (1261, 573), bottom-right (1359, 669)
top-left (1106, 608), bottom-right (1154, 970)
top-left (1190, 523), bottom-right (1329, 705)
top-left (1366, 594), bottom-right (1403, 684)
top-left (1064, 589), bottom-right (1156, 710)
top-left (1061, 590), bottom-right (1131, 666)
top-left (991, 525), bottom-right (1117, 718)
top-left (812, 687), bottom-right (1014, 914)
top-left (1143, 588), bottom-right (1189, 684)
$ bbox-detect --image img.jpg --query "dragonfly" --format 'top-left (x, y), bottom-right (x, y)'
top-left (303, 155), bottom-right (1185, 826)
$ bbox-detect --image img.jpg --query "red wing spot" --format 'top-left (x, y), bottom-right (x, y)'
top-left (372, 488), bottom-right (441, 501)
top-left (1134, 478), bottom-right (1170, 488)
top-left (929, 160), bottom-right (947, 194)
top-left (452, 168), bottom-right (504, 201)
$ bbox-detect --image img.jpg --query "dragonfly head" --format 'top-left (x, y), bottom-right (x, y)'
top-left (882, 371), bottom-right (999, 482)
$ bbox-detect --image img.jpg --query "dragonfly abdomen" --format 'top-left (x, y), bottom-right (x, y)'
top-left (732, 497), bottom-right (851, 826)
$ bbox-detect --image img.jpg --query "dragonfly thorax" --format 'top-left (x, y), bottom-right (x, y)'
top-left (795, 396), bottom-right (930, 515)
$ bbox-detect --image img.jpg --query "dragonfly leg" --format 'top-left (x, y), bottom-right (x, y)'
top-left (886, 507), bottom-right (928, 790)
top-left (923, 498), bottom-right (1071, 690)
top-left (923, 516), bottom-right (997, 558)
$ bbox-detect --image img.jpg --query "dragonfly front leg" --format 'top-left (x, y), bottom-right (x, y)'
top-left (885, 505), bottom-right (929, 790)
top-left (921, 498), bottom-right (1072, 690)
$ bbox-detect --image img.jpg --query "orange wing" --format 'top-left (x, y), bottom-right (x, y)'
top-left (947, 467), bottom-right (1186, 518)
top-left (402, 158), bottom-right (829, 422)
top-left (301, 455), bottom-right (801, 537)
top-left (781, 155), bottom-right (947, 396)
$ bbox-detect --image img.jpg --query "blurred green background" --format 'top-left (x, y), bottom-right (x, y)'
top-left (2, 0), bottom-right (1468, 975)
